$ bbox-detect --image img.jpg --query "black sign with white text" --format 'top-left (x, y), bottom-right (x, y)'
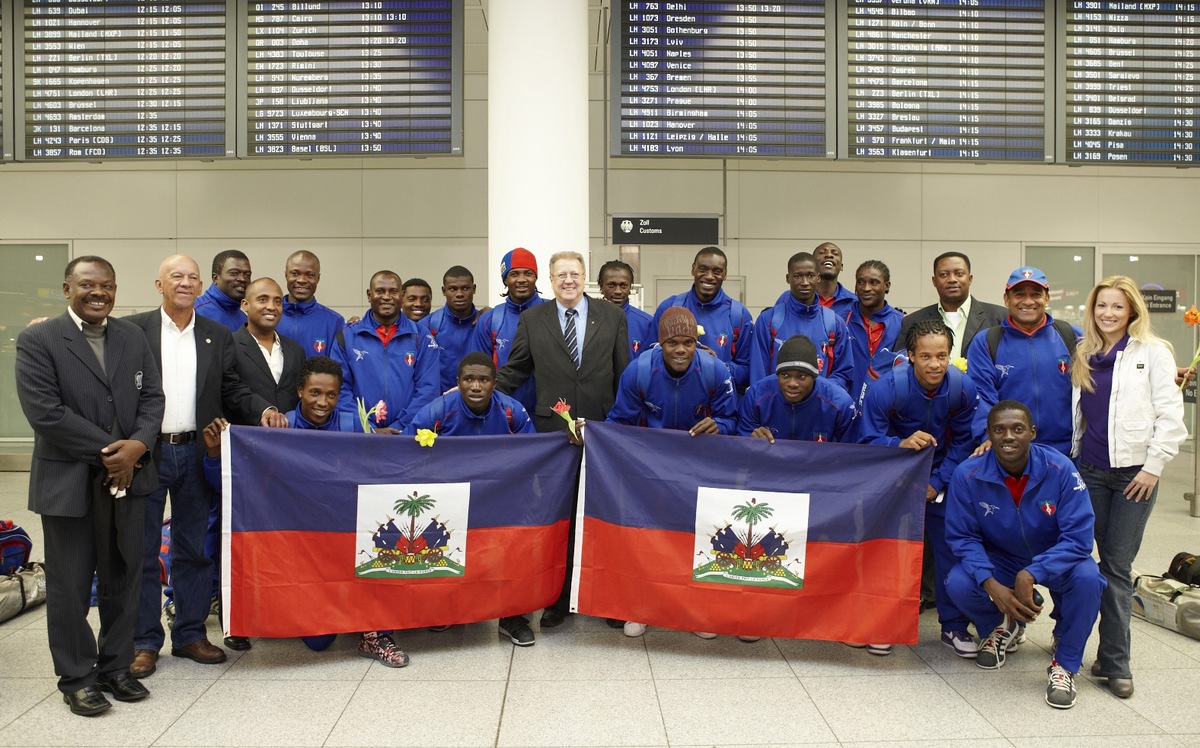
top-left (612, 216), bottom-right (720, 245)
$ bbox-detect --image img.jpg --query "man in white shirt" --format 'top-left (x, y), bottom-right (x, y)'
top-left (126, 255), bottom-right (285, 678)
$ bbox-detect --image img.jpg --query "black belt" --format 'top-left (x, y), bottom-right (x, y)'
top-left (159, 431), bottom-right (196, 445)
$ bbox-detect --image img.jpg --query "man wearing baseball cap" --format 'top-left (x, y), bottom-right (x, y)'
top-left (472, 248), bottom-right (545, 415)
top-left (965, 266), bottom-right (1080, 455)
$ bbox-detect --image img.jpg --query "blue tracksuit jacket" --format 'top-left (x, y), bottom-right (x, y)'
top-left (749, 292), bottom-right (855, 391)
top-left (621, 303), bottom-right (657, 360)
top-left (843, 301), bottom-right (905, 407)
top-left (606, 348), bottom-right (737, 434)
top-left (194, 284), bottom-right (246, 332)
top-left (278, 296), bottom-right (346, 358)
top-left (737, 374), bottom-right (859, 442)
top-left (420, 306), bottom-right (483, 394)
top-left (329, 310), bottom-right (439, 430)
top-left (820, 282), bottom-right (858, 319)
top-left (965, 315), bottom-right (1079, 453)
top-left (652, 288), bottom-right (754, 390)
top-left (946, 444), bottom-right (1096, 590)
top-left (404, 390), bottom-right (535, 436)
top-left (858, 365), bottom-right (978, 494)
top-left (471, 295), bottom-right (545, 414)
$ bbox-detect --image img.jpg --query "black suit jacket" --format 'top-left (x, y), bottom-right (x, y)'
top-left (497, 296), bottom-right (630, 431)
top-left (897, 296), bottom-right (1007, 354)
top-left (233, 326), bottom-right (304, 413)
top-left (126, 309), bottom-right (273, 460)
top-left (16, 313), bottom-right (165, 516)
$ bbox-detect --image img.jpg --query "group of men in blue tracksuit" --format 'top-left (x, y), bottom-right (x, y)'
top-left (191, 238), bottom-right (1100, 710)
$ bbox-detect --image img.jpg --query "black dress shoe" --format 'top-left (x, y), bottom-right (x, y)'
top-left (96, 672), bottom-right (150, 702)
top-left (224, 636), bottom-right (252, 651)
top-left (539, 605), bottom-right (571, 628)
top-left (63, 686), bottom-right (112, 716)
top-left (605, 618), bottom-right (625, 629)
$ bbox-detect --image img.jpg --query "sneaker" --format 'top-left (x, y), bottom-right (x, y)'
top-left (1046, 660), bottom-right (1077, 709)
top-left (209, 595), bottom-right (220, 619)
top-left (623, 621), bottom-right (647, 637)
top-left (693, 631), bottom-right (717, 639)
top-left (163, 601), bottom-right (176, 630)
top-left (941, 630), bottom-right (979, 659)
top-left (428, 624), bottom-right (452, 632)
top-left (498, 616), bottom-right (536, 647)
top-left (738, 636), bottom-right (761, 643)
top-left (357, 632), bottom-right (409, 667)
top-left (1008, 626), bottom-right (1027, 653)
top-left (976, 614), bottom-right (1018, 670)
top-left (867, 644), bottom-right (893, 656)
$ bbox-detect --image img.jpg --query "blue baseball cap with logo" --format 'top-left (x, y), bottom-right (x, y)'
top-left (1005, 266), bottom-right (1049, 290)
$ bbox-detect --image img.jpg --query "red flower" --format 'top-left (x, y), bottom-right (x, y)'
top-left (552, 399), bottom-right (571, 416)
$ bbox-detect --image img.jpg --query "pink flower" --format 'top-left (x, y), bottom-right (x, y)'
top-left (374, 400), bottom-right (388, 424)
top-left (552, 399), bottom-right (571, 416)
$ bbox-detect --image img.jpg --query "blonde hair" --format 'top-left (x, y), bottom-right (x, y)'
top-left (548, 251), bottom-right (585, 275)
top-left (1073, 275), bottom-right (1173, 392)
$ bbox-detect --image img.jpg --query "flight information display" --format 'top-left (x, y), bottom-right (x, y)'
top-left (612, 1), bottom-right (831, 158)
top-left (845, 0), bottom-right (1048, 161)
top-left (22, 0), bottom-right (229, 160)
top-left (244, 0), bottom-right (461, 157)
top-left (1064, 3), bottom-right (1199, 164)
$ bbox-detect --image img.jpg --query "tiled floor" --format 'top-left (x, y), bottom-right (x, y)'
top-left (4, 451), bottom-right (1200, 747)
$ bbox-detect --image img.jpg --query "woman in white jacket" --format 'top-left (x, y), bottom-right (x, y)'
top-left (1071, 275), bottom-right (1187, 699)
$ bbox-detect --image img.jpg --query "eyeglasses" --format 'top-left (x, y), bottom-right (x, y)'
top-left (552, 272), bottom-right (582, 281)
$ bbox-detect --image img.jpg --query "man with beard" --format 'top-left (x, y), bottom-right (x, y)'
top-left (473, 248), bottom-right (546, 415)
top-left (278, 250), bottom-right (346, 358)
top-left (195, 250), bottom-right (251, 331)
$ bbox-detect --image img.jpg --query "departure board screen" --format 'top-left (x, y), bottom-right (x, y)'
top-left (245, 1), bottom-right (462, 157)
top-left (22, 0), bottom-right (229, 160)
top-left (1064, 3), bottom-right (1199, 164)
top-left (611, 1), bottom-right (831, 158)
top-left (845, 0), bottom-right (1048, 161)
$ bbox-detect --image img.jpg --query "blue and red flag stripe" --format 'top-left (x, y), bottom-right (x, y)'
top-left (221, 426), bottom-right (578, 637)
top-left (571, 422), bottom-right (932, 643)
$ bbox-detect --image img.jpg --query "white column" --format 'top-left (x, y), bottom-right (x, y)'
top-left (487, 0), bottom-right (590, 304)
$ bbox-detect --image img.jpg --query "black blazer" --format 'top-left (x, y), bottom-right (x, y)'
top-left (126, 309), bottom-right (273, 460)
top-left (897, 296), bottom-right (1008, 354)
top-left (16, 313), bottom-right (165, 516)
top-left (497, 296), bottom-right (630, 431)
top-left (233, 326), bottom-right (304, 414)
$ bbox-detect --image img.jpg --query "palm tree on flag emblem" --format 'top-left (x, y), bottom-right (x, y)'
top-left (730, 498), bottom-right (773, 570)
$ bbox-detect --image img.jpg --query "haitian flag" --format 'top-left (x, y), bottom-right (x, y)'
top-left (572, 422), bottom-right (933, 643)
top-left (220, 426), bottom-right (578, 637)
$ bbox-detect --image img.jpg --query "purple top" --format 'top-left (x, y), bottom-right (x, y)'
top-left (1080, 334), bottom-right (1133, 471)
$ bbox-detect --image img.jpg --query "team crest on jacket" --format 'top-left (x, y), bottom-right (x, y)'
top-left (404, 350), bottom-right (416, 367)
top-left (813, 433), bottom-right (828, 443)
top-left (717, 333), bottom-right (728, 348)
top-left (1039, 500), bottom-right (1057, 517)
top-left (692, 488), bottom-right (808, 589)
top-left (631, 339), bottom-right (641, 353)
top-left (1057, 357), bottom-right (1070, 374)
top-left (313, 339), bottom-right (326, 354)
top-left (355, 483), bottom-right (469, 578)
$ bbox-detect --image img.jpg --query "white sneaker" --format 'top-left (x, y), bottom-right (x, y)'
top-left (867, 644), bottom-right (893, 656)
top-left (941, 630), bottom-right (979, 659)
top-left (623, 621), bottom-right (647, 637)
top-left (693, 631), bottom-right (717, 639)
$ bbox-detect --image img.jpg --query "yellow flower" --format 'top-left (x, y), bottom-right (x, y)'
top-left (415, 429), bottom-right (438, 448)
top-left (696, 324), bottom-right (706, 336)
top-left (951, 357), bottom-right (968, 373)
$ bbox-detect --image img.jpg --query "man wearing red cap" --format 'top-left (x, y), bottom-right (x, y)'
top-left (472, 248), bottom-right (545, 415)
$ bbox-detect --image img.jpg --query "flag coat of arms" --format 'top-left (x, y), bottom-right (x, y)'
top-left (572, 422), bottom-right (933, 643)
top-left (221, 427), bottom-right (578, 637)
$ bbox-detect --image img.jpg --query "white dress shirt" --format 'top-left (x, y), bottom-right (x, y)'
top-left (159, 308), bottom-right (198, 433)
top-left (255, 332), bottom-right (285, 384)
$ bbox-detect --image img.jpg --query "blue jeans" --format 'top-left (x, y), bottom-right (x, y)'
top-left (1081, 461), bottom-right (1157, 679)
top-left (135, 443), bottom-right (214, 651)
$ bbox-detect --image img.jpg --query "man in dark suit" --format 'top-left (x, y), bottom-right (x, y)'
top-left (16, 256), bottom-right (165, 715)
top-left (126, 255), bottom-right (283, 678)
top-left (234, 277), bottom-right (304, 414)
top-left (497, 250), bottom-right (630, 630)
top-left (896, 251), bottom-right (1006, 612)
top-left (898, 252), bottom-right (1007, 362)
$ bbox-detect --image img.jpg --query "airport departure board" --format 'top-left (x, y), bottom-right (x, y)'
top-left (845, 0), bottom-right (1048, 161)
top-left (244, 0), bottom-right (461, 157)
top-left (22, 0), bottom-right (229, 160)
top-left (612, 1), bottom-right (832, 158)
top-left (1064, 3), bottom-right (1199, 164)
